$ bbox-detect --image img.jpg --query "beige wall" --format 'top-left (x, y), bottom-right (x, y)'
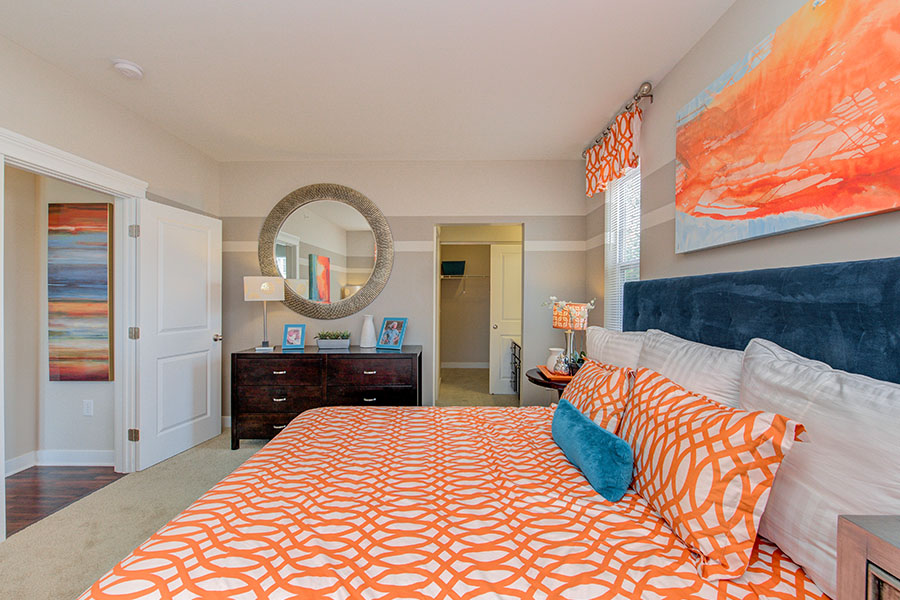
top-left (37, 177), bottom-right (117, 458)
top-left (0, 34), bottom-right (219, 214)
top-left (3, 167), bottom-right (39, 466)
top-left (219, 160), bottom-right (588, 408)
top-left (585, 201), bottom-right (604, 326)
top-left (639, 0), bottom-right (900, 279)
top-left (439, 245), bottom-right (491, 366)
top-left (3, 170), bottom-right (115, 471)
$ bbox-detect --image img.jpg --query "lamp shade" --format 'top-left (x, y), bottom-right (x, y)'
top-left (244, 276), bottom-right (285, 302)
top-left (552, 301), bottom-right (591, 331)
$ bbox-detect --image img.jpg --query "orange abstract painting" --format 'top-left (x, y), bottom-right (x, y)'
top-left (675, 0), bottom-right (900, 252)
top-left (48, 203), bottom-right (113, 381)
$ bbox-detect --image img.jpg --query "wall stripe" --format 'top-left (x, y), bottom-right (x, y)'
top-left (642, 203), bottom-right (675, 231)
top-left (586, 233), bottom-right (604, 250)
top-left (525, 240), bottom-right (586, 252)
top-left (225, 238), bottom-right (607, 254)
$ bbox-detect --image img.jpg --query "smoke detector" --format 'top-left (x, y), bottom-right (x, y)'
top-left (111, 59), bottom-right (144, 80)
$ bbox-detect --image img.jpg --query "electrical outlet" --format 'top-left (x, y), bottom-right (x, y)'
top-left (82, 399), bottom-right (94, 417)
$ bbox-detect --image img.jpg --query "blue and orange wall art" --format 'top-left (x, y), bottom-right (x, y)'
top-left (48, 203), bottom-right (113, 381)
top-left (675, 0), bottom-right (900, 252)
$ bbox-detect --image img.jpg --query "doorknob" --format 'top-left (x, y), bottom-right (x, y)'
top-left (213, 334), bottom-right (223, 342)
top-left (492, 324), bottom-right (498, 329)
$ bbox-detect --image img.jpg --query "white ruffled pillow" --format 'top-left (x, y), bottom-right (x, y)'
top-left (637, 329), bottom-right (743, 407)
top-left (740, 338), bottom-right (900, 599)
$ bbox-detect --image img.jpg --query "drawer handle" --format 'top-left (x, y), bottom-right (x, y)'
top-left (272, 397), bottom-right (287, 403)
top-left (363, 370), bottom-right (377, 375)
top-left (273, 370), bottom-right (287, 375)
top-left (273, 424), bottom-right (287, 430)
top-left (363, 397), bottom-right (377, 403)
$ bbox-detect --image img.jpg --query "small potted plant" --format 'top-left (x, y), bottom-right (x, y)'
top-left (315, 330), bottom-right (351, 350)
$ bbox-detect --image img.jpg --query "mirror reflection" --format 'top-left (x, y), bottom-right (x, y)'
top-left (274, 201), bottom-right (375, 303)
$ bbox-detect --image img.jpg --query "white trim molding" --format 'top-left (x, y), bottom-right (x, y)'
top-left (222, 416), bottom-right (232, 429)
top-left (35, 449), bottom-right (116, 467)
top-left (5, 451), bottom-right (36, 477)
top-left (6, 449), bottom-right (117, 475)
top-left (0, 127), bottom-right (148, 198)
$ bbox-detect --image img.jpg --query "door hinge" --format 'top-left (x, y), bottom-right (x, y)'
top-left (128, 326), bottom-right (140, 340)
top-left (128, 428), bottom-right (140, 442)
top-left (128, 224), bottom-right (141, 238)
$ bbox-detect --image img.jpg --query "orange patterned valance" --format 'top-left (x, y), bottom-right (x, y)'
top-left (585, 107), bottom-right (642, 198)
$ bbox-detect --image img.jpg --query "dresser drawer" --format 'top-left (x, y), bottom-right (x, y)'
top-left (329, 386), bottom-right (418, 406)
top-left (234, 357), bottom-right (323, 386)
top-left (234, 386), bottom-right (324, 413)
top-left (236, 413), bottom-right (298, 439)
top-left (327, 357), bottom-right (413, 386)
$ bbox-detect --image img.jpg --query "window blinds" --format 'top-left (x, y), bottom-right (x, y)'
top-left (604, 164), bottom-right (641, 331)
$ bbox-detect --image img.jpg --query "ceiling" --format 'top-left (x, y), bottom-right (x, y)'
top-left (0, 1), bottom-right (735, 162)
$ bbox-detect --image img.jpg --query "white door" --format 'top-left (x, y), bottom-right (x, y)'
top-left (489, 244), bottom-right (522, 394)
top-left (137, 199), bottom-right (222, 470)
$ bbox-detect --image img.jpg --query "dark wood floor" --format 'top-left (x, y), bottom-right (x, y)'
top-left (5, 466), bottom-right (125, 536)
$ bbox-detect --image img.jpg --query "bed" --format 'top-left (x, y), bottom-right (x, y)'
top-left (80, 256), bottom-right (900, 600)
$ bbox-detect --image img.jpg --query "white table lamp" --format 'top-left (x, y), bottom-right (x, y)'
top-left (244, 276), bottom-right (285, 351)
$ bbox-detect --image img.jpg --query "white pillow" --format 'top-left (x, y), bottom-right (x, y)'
top-left (585, 326), bottom-right (644, 369)
top-left (741, 338), bottom-right (900, 599)
top-left (636, 329), bottom-right (742, 407)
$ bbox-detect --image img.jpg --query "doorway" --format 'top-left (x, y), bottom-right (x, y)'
top-left (0, 127), bottom-right (223, 542)
top-left (3, 166), bottom-right (123, 536)
top-left (435, 224), bottom-right (523, 407)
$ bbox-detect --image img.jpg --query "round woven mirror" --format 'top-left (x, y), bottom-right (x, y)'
top-left (258, 183), bottom-right (393, 319)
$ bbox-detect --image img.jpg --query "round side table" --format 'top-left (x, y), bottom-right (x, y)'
top-left (525, 368), bottom-right (569, 399)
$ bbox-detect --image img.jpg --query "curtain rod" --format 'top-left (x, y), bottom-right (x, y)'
top-left (581, 81), bottom-right (654, 159)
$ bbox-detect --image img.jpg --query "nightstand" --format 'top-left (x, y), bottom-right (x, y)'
top-left (838, 515), bottom-right (900, 600)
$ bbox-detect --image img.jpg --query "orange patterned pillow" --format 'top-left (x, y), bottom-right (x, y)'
top-left (561, 360), bottom-right (633, 432)
top-left (619, 368), bottom-right (802, 581)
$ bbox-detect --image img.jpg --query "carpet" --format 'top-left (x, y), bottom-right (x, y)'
top-left (0, 431), bottom-right (264, 600)
top-left (436, 368), bottom-right (519, 407)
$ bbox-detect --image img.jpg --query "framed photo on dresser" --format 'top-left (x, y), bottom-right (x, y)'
top-left (282, 324), bottom-right (306, 350)
top-left (376, 318), bottom-right (407, 350)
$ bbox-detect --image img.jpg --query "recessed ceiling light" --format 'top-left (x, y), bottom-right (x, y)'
top-left (111, 59), bottom-right (144, 80)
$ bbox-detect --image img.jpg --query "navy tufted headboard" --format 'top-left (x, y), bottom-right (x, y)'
top-left (622, 256), bottom-right (900, 384)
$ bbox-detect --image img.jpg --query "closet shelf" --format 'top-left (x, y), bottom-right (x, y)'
top-left (440, 275), bottom-right (489, 280)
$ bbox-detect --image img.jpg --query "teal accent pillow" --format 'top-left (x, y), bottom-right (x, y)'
top-left (551, 399), bottom-right (633, 502)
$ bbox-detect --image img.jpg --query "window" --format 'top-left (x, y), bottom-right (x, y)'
top-left (604, 163), bottom-right (641, 330)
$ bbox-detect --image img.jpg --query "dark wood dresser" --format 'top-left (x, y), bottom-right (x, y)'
top-left (231, 345), bottom-right (422, 449)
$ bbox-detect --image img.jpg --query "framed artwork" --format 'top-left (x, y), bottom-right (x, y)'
top-left (282, 324), bottom-right (306, 350)
top-left (675, 0), bottom-right (900, 253)
top-left (48, 202), bottom-right (114, 381)
top-left (376, 317), bottom-right (408, 350)
top-left (309, 254), bottom-right (331, 303)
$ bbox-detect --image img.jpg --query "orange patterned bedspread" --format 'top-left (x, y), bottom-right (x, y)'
top-left (80, 406), bottom-right (828, 599)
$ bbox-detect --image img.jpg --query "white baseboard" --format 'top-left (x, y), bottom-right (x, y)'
top-left (441, 362), bottom-right (489, 369)
top-left (5, 449), bottom-right (116, 476)
top-left (221, 416), bottom-right (232, 428)
top-left (5, 451), bottom-right (37, 477)
top-left (35, 449), bottom-right (115, 467)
